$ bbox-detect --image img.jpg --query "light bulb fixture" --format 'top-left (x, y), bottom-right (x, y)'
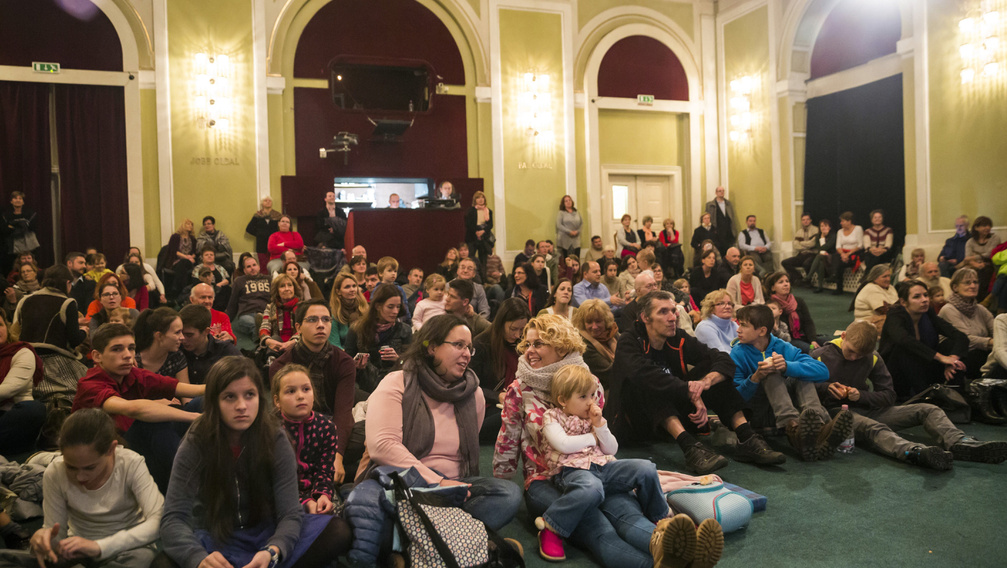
top-left (193, 51), bottom-right (234, 130)
top-left (516, 70), bottom-right (555, 168)
top-left (728, 74), bottom-right (757, 144)
top-left (959, 1), bottom-right (1005, 86)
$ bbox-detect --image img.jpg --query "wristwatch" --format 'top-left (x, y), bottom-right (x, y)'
top-left (260, 545), bottom-right (280, 568)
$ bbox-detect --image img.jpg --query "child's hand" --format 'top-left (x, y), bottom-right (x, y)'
top-left (304, 499), bottom-right (318, 514)
top-left (752, 359), bottom-right (774, 383)
top-left (315, 494), bottom-right (334, 514)
top-left (589, 404), bottom-right (605, 428)
top-left (827, 383), bottom-right (848, 400)
top-left (771, 353), bottom-right (788, 373)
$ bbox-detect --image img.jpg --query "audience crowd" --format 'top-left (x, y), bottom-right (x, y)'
top-left (0, 186), bottom-right (1004, 568)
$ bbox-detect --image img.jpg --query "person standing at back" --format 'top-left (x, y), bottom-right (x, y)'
top-left (705, 186), bottom-right (738, 256)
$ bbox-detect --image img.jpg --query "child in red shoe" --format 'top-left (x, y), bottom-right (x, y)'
top-left (535, 365), bottom-right (670, 561)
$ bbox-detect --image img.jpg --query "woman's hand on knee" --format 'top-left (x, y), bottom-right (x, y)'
top-left (199, 551), bottom-right (235, 568)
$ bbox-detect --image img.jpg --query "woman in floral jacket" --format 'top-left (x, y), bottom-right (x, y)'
top-left (493, 314), bottom-right (661, 568)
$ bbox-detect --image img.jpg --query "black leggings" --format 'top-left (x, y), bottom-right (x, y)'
top-left (151, 517), bottom-right (352, 568)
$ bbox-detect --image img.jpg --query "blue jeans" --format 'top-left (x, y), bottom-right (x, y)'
top-left (125, 397), bottom-right (203, 495)
top-left (545, 459), bottom-right (669, 539)
top-left (526, 478), bottom-right (655, 568)
top-left (233, 313), bottom-right (258, 351)
top-left (458, 476), bottom-right (523, 531)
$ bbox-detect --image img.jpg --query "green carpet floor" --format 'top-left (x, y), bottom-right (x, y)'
top-left (488, 287), bottom-right (1007, 568)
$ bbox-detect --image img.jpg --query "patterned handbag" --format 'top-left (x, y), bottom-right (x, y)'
top-left (391, 472), bottom-right (489, 568)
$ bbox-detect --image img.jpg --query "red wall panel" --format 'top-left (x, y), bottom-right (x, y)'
top-left (0, 0), bottom-right (122, 72)
top-left (598, 36), bottom-right (689, 101)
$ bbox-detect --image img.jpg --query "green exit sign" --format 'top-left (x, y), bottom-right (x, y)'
top-left (32, 62), bottom-right (60, 74)
top-left (637, 94), bottom-right (655, 105)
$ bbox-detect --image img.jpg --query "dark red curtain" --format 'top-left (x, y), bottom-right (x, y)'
top-left (0, 81), bottom-right (54, 266)
top-left (53, 84), bottom-right (129, 263)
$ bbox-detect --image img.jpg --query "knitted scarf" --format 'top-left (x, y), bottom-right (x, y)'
top-left (339, 296), bottom-right (362, 325)
top-left (947, 293), bottom-right (977, 319)
top-left (578, 328), bottom-right (616, 363)
top-left (515, 351), bottom-right (587, 403)
top-left (771, 292), bottom-right (802, 339)
top-left (278, 297), bottom-right (299, 341)
top-left (400, 360), bottom-right (480, 478)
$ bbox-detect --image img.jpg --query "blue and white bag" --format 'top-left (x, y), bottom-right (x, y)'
top-left (666, 480), bottom-right (753, 533)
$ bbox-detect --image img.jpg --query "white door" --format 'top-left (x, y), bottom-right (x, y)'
top-left (605, 174), bottom-right (677, 251)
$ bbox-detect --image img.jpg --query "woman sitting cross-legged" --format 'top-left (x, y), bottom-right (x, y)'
top-left (880, 280), bottom-right (969, 401)
top-left (344, 284), bottom-right (412, 393)
top-left (344, 314), bottom-right (522, 567)
top-left (725, 255), bottom-right (765, 307)
top-left (494, 314), bottom-right (721, 568)
top-left (0, 311), bottom-right (44, 456)
top-left (939, 267), bottom-right (995, 380)
top-left (156, 356), bottom-right (351, 568)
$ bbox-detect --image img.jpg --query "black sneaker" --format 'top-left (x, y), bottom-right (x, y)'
top-left (815, 408), bottom-right (855, 460)
top-left (905, 445), bottom-right (954, 471)
top-left (734, 434), bottom-right (786, 465)
top-left (683, 442), bottom-right (729, 474)
top-left (950, 438), bottom-right (1007, 464)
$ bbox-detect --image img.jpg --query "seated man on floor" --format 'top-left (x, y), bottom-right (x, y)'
top-left (718, 246), bottom-right (742, 280)
top-left (731, 304), bottom-right (852, 462)
top-left (189, 282), bottom-right (235, 342)
top-left (781, 213), bottom-right (819, 286)
top-left (737, 216), bottom-right (774, 276)
top-left (938, 215), bottom-right (970, 277)
top-left (444, 278), bottom-right (491, 336)
top-left (178, 304), bottom-right (240, 385)
top-left (814, 320), bottom-right (1007, 469)
top-left (607, 291), bottom-right (785, 474)
top-left (572, 261), bottom-right (623, 310)
top-left (71, 323), bottom-right (205, 494)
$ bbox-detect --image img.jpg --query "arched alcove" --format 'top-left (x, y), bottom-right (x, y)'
top-left (810, 0), bottom-right (901, 79)
top-left (597, 35), bottom-right (689, 101)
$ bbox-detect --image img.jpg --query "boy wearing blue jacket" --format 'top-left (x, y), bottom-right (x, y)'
top-left (731, 304), bottom-right (853, 461)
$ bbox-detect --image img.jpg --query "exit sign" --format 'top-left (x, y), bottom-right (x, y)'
top-left (637, 94), bottom-right (655, 105)
top-left (32, 62), bottom-right (60, 74)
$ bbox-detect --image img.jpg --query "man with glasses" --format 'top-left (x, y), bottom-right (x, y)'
top-left (607, 290), bottom-right (785, 474)
top-left (444, 279), bottom-right (490, 336)
top-left (270, 299), bottom-right (359, 484)
top-left (456, 258), bottom-right (491, 318)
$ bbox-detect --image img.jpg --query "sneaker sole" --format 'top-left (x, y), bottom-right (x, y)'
top-left (917, 447), bottom-right (954, 471)
top-left (953, 441), bottom-right (1007, 464)
top-left (654, 514), bottom-right (697, 568)
top-left (797, 409), bottom-right (824, 462)
top-left (817, 409), bottom-right (854, 460)
top-left (692, 518), bottom-right (725, 568)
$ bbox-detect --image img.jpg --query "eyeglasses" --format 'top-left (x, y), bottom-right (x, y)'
top-left (101, 291), bottom-right (120, 298)
top-left (302, 316), bottom-right (332, 324)
top-left (526, 340), bottom-right (551, 350)
top-left (444, 341), bottom-right (475, 355)
top-left (714, 301), bottom-right (734, 308)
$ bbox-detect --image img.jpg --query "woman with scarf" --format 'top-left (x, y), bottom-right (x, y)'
top-left (571, 299), bottom-right (619, 390)
top-left (0, 311), bottom-right (44, 455)
top-left (344, 284), bottom-right (412, 393)
top-left (470, 298), bottom-right (531, 443)
top-left (493, 314), bottom-right (666, 568)
top-left (2, 261), bottom-right (41, 318)
top-left (939, 267), bottom-right (995, 380)
top-left (259, 274), bottom-right (300, 354)
top-left (764, 272), bottom-right (821, 354)
top-left (881, 280), bottom-right (969, 400)
top-left (851, 265), bottom-right (898, 331)
top-left (725, 255), bottom-right (765, 306)
top-left (508, 262), bottom-right (548, 316)
top-left (693, 289), bottom-right (737, 354)
top-left (328, 273), bottom-right (368, 350)
top-left (345, 314), bottom-right (522, 566)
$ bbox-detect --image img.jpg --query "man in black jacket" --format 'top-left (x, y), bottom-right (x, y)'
top-left (66, 251), bottom-right (94, 316)
top-left (607, 290), bottom-right (785, 474)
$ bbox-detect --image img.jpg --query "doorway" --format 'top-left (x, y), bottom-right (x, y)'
top-left (603, 169), bottom-right (682, 251)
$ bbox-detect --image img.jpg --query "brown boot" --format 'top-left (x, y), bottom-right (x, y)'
top-left (815, 408), bottom-right (854, 460)
top-left (786, 408), bottom-right (825, 461)
top-left (650, 514), bottom-right (696, 568)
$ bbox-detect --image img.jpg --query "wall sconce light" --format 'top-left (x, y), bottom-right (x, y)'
top-left (517, 72), bottom-right (554, 143)
top-left (728, 75), bottom-right (755, 143)
top-left (959, 1), bottom-right (1004, 85)
top-left (193, 52), bottom-right (233, 130)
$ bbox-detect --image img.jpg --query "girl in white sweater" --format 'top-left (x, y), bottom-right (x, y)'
top-left (29, 409), bottom-right (163, 567)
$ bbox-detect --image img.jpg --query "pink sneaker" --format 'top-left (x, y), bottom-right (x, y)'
top-left (535, 517), bottom-right (566, 561)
